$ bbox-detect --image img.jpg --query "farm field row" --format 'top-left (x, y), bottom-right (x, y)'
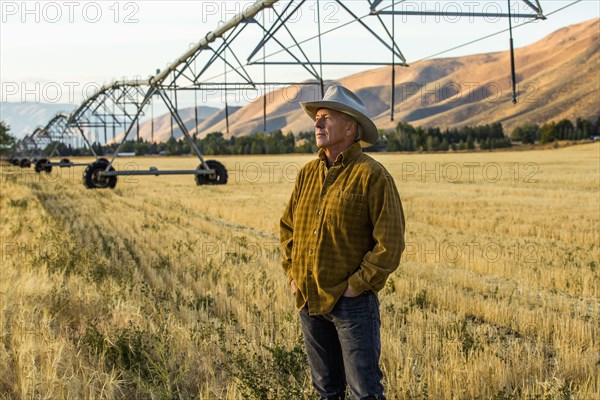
top-left (1, 143), bottom-right (598, 399)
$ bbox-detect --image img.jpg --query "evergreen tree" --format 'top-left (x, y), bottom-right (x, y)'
top-left (511, 124), bottom-right (539, 144)
top-left (466, 135), bottom-right (475, 150)
top-left (0, 121), bottom-right (15, 155)
top-left (555, 119), bottom-right (574, 140)
top-left (540, 123), bottom-right (557, 144)
top-left (440, 138), bottom-right (449, 151)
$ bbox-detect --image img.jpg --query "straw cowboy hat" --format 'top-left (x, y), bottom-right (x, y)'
top-left (300, 85), bottom-right (379, 148)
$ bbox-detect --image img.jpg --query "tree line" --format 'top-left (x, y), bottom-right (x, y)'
top-left (510, 117), bottom-right (600, 144)
top-left (3, 115), bottom-right (599, 158)
top-left (383, 121), bottom-right (512, 152)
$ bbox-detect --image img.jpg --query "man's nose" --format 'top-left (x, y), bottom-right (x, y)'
top-left (314, 117), bottom-right (324, 128)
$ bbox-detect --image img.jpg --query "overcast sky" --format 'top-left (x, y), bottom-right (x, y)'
top-left (1, 0), bottom-right (598, 107)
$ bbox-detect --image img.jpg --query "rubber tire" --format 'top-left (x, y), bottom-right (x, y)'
top-left (60, 158), bottom-right (70, 165)
top-left (195, 160), bottom-right (228, 185)
top-left (34, 160), bottom-right (42, 173)
top-left (83, 158), bottom-right (117, 189)
top-left (19, 158), bottom-right (31, 168)
top-left (35, 158), bottom-right (52, 174)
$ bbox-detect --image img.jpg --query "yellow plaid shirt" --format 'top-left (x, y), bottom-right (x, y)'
top-left (280, 142), bottom-right (405, 315)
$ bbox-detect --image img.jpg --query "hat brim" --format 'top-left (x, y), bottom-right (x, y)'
top-left (300, 101), bottom-right (379, 148)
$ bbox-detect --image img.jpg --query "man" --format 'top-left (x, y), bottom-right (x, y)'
top-left (280, 84), bottom-right (405, 399)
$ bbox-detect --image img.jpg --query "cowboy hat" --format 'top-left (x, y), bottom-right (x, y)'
top-left (300, 85), bottom-right (378, 147)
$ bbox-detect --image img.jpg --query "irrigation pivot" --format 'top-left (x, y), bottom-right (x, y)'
top-left (30, 0), bottom-right (545, 190)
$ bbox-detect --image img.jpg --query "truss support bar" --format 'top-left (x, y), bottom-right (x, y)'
top-left (156, 89), bottom-right (206, 166)
top-left (106, 87), bottom-right (157, 167)
top-left (75, 125), bottom-right (97, 157)
top-left (164, 82), bottom-right (330, 90)
top-left (48, 162), bottom-right (89, 167)
top-left (521, 0), bottom-right (544, 16)
top-left (150, 0), bottom-right (279, 86)
top-left (250, 61), bottom-right (409, 66)
top-left (370, 0), bottom-right (384, 13)
top-left (247, 0), bottom-right (305, 63)
top-left (100, 169), bottom-right (215, 177)
top-left (334, 0), bottom-right (405, 63)
top-left (375, 11), bottom-right (541, 19)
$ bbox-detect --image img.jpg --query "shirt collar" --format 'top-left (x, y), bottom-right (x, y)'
top-left (318, 142), bottom-right (362, 168)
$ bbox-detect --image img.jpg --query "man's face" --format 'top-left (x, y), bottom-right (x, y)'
top-left (314, 108), bottom-right (354, 150)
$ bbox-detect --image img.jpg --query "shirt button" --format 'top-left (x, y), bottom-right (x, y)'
top-left (317, 210), bottom-right (323, 215)
top-left (309, 249), bottom-right (314, 254)
top-left (313, 230), bottom-right (317, 235)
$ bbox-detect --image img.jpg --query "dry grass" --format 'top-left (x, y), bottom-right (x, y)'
top-left (1, 143), bottom-right (598, 399)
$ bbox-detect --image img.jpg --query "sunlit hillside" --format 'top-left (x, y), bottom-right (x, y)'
top-left (193, 18), bottom-right (599, 138)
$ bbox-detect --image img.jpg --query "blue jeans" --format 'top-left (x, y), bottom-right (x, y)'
top-left (299, 291), bottom-right (385, 400)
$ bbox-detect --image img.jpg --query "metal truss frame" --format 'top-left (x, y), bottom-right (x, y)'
top-left (10, 113), bottom-right (93, 172)
top-left (32, 0), bottom-right (545, 188)
top-left (14, 114), bottom-right (70, 158)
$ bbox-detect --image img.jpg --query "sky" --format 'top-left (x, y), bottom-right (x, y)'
top-left (1, 0), bottom-right (599, 108)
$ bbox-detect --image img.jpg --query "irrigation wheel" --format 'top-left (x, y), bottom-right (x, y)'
top-left (34, 158), bottom-right (52, 174)
top-left (195, 160), bottom-right (228, 185)
top-left (83, 158), bottom-right (117, 189)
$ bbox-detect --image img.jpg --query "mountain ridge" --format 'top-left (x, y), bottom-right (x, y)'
top-left (194, 17), bottom-right (599, 138)
top-left (2, 18), bottom-right (598, 141)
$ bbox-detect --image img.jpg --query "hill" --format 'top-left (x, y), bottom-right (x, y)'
top-left (194, 18), bottom-right (599, 138)
top-left (3, 19), bottom-right (598, 142)
top-left (0, 102), bottom-right (76, 139)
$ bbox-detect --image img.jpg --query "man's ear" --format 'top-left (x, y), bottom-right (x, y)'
top-left (345, 121), bottom-right (357, 137)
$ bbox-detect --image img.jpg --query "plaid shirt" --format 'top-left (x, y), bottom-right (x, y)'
top-left (280, 142), bottom-right (405, 316)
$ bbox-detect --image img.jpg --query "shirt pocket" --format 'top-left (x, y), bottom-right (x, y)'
top-left (327, 190), bottom-right (365, 227)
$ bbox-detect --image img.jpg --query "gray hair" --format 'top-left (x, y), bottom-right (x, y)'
top-left (339, 112), bottom-right (363, 142)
